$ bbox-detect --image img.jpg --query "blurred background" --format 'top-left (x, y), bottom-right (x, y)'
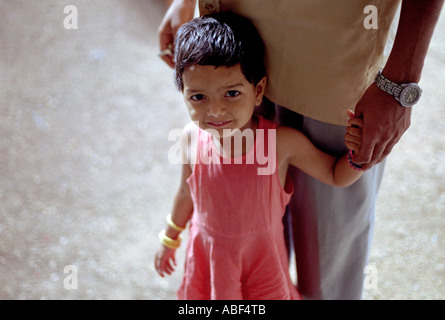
top-left (0, 0), bottom-right (444, 299)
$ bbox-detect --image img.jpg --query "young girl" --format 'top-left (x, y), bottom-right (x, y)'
top-left (154, 13), bottom-right (364, 300)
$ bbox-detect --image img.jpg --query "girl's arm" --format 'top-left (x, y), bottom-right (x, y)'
top-left (165, 162), bottom-right (194, 240)
top-left (155, 128), bottom-right (194, 277)
top-left (278, 113), bottom-right (364, 188)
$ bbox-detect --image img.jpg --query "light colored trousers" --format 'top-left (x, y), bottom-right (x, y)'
top-left (274, 105), bottom-right (385, 300)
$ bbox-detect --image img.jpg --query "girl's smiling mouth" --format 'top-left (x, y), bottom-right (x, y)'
top-left (206, 120), bottom-right (233, 128)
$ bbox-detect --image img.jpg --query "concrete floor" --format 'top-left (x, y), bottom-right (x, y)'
top-left (0, 0), bottom-right (444, 299)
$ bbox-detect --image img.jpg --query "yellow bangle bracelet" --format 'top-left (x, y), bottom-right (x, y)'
top-left (158, 230), bottom-right (182, 249)
top-left (166, 214), bottom-right (186, 232)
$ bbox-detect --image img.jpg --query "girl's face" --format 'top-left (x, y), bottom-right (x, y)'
top-left (182, 64), bottom-right (266, 137)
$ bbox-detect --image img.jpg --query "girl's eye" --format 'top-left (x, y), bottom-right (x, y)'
top-left (226, 90), bottom-right (240, 97)
top-left (191, 94), bottom-right (205, 101)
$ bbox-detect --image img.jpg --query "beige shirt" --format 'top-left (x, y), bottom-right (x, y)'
top-left (199, 0), bottom-right (401, 126)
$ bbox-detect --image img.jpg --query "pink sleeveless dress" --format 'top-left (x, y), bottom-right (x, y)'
top-left (177, 115), bottom-right (300, 300)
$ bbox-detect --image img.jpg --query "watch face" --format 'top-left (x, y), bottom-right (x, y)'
top-left (400, 84), bottom-right (422, 107)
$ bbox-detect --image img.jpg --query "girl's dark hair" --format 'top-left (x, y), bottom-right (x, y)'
top-left (174, 12), bottom-right (266, 91)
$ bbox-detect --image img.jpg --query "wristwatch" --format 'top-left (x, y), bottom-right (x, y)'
top-left (374, 71), bottom-right (422, 107)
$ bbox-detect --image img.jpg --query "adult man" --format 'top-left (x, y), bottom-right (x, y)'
top-left (158, 0), bottom-right (443, 299)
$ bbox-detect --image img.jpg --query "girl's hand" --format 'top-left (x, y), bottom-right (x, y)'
top-left (155, 245), bottom-right (177, 277)
top-left (345, 110), bottom-right (363, 154)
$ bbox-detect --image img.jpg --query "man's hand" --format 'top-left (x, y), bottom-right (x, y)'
top-left (352, 0), bottom-right (443, 170)
top-left (353, 84), bottom-right (412, 171)
top-left (158, 0), bottom-right (196, 68)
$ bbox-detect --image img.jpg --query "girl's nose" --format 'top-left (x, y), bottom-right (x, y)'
top-left (207, 102), bottom-right (226, 117)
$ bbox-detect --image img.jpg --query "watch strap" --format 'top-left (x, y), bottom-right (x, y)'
top-left (374, 71), bottom-right (403, 102)
top-left (374, 71), bottom-right (422, 107)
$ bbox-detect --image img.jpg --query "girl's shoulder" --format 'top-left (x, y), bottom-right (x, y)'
top-left (275, 124), bottom-right (313, 163)
top-left (275, 124), bottom-right (307, 145)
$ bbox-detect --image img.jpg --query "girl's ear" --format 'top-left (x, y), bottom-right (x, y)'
top-left (255, 76), bottom-right (267, 106)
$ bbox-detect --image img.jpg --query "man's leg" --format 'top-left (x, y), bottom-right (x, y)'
top-left (275, 105), bottom-right (385, 300)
